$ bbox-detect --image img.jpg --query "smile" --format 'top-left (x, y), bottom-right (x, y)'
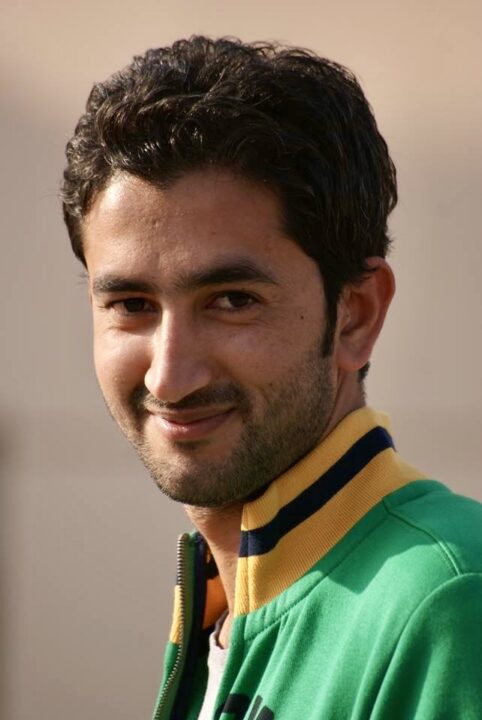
top-left (148, 408), bottom-right (236, 442)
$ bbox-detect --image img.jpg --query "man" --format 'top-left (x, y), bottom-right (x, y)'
top-left (61, 36), bottom-right (482, 719)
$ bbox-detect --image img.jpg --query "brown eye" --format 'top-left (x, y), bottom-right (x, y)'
top-left (109, 298), bottom-right (156, 315)
top-left (122, 298), bottom-right (149, 313)
top-left (212, 292), bottom-right (256, 310)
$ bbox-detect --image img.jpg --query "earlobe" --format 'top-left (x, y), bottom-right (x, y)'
top-left (335, 258), bottom-right (395, 373)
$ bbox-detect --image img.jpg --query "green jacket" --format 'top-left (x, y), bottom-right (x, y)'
top-left (152, 408), bottom-right (482, 719)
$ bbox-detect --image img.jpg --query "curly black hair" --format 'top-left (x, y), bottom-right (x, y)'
top-left (61, 35), bottom-right (397, 379)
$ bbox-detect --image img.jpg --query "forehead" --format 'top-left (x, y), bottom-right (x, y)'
top-left (82, 170), bottom-right (313, 288)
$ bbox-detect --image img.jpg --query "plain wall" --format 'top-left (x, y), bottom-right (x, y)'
top-left (1, 1), bottom-right (481, 718)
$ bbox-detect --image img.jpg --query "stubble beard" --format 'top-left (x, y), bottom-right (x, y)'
top-left (107, 338), bottom-right (336, 508)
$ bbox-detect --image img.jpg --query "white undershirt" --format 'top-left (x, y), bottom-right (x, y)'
top-left (197, 614), bottom-right (229, 720)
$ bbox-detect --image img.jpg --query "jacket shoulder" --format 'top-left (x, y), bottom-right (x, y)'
top-left (383, 480), bottom-right (482, 576)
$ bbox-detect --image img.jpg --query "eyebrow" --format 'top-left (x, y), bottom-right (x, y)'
top-left (91, 276), bottom-right (159, 295)
top-left (91, 259), bottom-right (278, 296)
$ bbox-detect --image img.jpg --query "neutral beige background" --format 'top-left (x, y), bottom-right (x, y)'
top-left (1, 1), bottom-right (481, 718)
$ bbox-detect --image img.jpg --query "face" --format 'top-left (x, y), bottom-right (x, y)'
top-left (83, 170), bottom-right (338, 507)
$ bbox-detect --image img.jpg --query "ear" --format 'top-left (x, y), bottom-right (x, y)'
top-left (334, 258), bottom-right (395, 373)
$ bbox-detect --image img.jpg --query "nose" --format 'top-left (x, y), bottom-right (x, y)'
top-left (144, 309), bottom-right (213, 404)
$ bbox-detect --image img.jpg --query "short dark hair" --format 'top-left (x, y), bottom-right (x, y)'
top-left (61, 35), bottom-right (397, 380)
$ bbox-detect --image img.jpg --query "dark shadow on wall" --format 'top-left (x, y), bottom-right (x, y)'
top-left (0, 90), bottom-right (81, 720)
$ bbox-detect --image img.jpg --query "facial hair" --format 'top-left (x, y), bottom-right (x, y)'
top-left (109, 333), bottom-right (336, 508)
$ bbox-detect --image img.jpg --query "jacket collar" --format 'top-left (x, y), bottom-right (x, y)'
top-left (173, 407), bottom-right (425, 640)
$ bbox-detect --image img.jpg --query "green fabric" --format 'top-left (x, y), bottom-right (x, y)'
top-left (155, 481), bottom-right (482, 719)
top-left (155, 641), bottom-right (208, 720)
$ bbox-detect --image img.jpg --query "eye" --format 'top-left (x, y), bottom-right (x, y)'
top-left (109, 297), bottom-right (156, 315)
top-left (209, 291), bottom-right (257, 311)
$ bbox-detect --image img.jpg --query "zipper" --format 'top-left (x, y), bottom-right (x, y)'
top-left (152, 533), bottom-right (191, 720)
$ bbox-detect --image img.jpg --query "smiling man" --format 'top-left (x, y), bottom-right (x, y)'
top-left (62, 36), bottom-right (482, 720)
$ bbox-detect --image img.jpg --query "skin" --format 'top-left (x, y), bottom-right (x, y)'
top-left (83, 169), bottom-right (395, 647)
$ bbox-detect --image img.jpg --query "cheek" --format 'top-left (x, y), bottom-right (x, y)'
top-left (93, 332), bottom-right (150, 400)
top-left (218, 320), bottom-right (318, 387)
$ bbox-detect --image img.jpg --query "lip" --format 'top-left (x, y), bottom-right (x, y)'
top-left (148, 407), bottom-right (235, 442)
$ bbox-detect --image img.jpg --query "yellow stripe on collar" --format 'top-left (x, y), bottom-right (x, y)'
top-left (241, 408), bottom-right (392, 532)
top-left (233, 407), bottom-right (425, 615)
top-left (168, 407), bottom-right (426, 640)
top-left (235, 449), bottom-right (423, 615)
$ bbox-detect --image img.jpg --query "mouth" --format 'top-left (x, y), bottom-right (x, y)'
top-left (147, 406), bottom-right (236, 442)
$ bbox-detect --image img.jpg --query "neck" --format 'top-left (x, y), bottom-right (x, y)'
top-left (184, 502), bottom-right (242, 647)
top-left (184, 373), bottom-right (364, 647)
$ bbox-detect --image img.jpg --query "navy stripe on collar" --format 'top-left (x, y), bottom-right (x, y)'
top-left (239, 426), bottom-right (394, 558)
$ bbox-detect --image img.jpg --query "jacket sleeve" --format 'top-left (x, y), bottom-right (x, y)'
top-left (370, 573), bottom-right (482, 720)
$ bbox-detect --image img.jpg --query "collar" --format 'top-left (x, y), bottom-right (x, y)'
top-left (171, 407), bottom-right (425, 642)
